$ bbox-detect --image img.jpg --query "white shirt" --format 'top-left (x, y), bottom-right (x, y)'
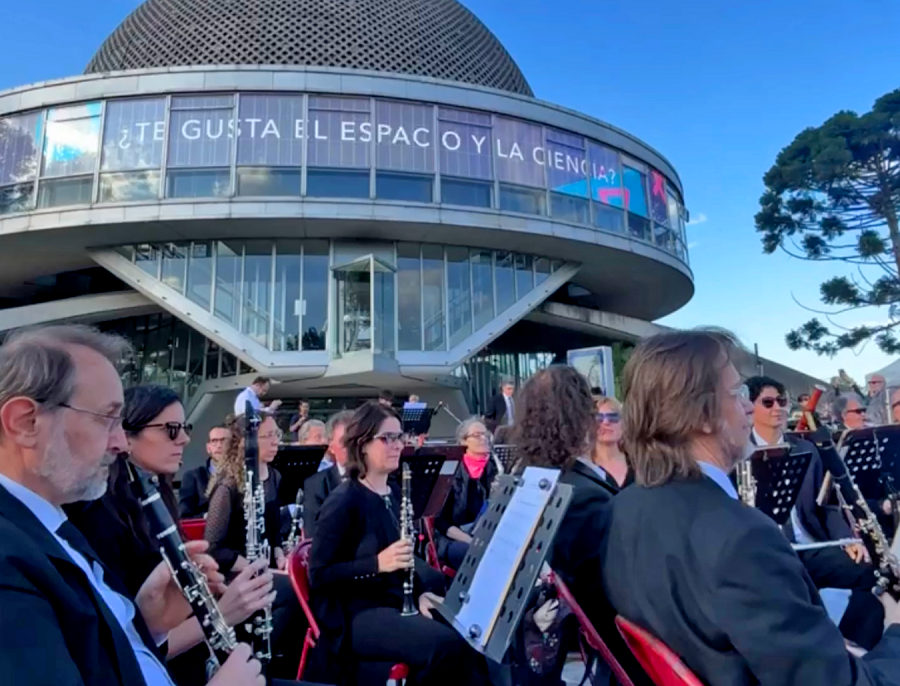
top-left (698, 461), bottom-right (739, 500)
top-left (751, 428), bottom-right (816, 545)
top-left (234, 386), bottom-right (262, 416)
top-left (0, 473), bottom-right (175, 686)
top-left (576, 456), bottom-right (608, 483)
top-left (504, 395), bottom-right (515, 426)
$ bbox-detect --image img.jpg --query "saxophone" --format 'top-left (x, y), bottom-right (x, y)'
top-left (125, 459), bottom-right (237, 676)
top-left (241, 402), bottom-right (273, 663)
top-left (399, 462), bottom-right (418, 617)
top-left (736, 458), bottom-right (756, 508)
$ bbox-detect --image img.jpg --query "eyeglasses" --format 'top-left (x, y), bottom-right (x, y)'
top-left (759, 396), bottom-right (788, 409)
top-left (208, 437), bottom-right (228, 445)
top-left (58, 403), bottom-right (124, 432)
top-left (375, 432), bottom-right (406, 444)
top-left (731, 385), bottom-right (750, 401)
top-left (846, 408), bottom-right (867, 415)
top-left (259, 429), bottom-right (284, 442)
top-left (596, 412), bottom-right (620, 424)
top-left (466, 431), bottom-right (490, 440)
top-left (142, 422), bottom-right (193, 441)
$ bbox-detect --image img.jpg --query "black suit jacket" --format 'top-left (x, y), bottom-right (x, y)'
top-left (602, 475), bottom-right (900, 686)
top-left (178, 462), bottom-right (212, 519)
top-left (0, 482), bottom-right (160, 686)
top-left (303, 464), bottom-right (342, 540)
top-left (484, 394), bottom-right (512, 432)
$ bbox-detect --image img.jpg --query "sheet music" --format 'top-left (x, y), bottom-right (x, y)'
top-left (440, 460), bottom-right (458, 475)
top-left (455, 467), bottom-right (559, 648)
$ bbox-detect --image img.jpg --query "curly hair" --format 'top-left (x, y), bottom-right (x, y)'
top-left (344, 401), bottom-right (401, 480)
top-left (512, 365), bottom-right (595, 470)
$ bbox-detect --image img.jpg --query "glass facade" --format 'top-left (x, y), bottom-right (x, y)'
top-left (0, 93), bottom-right (688, 262)
top-left (117, 239), bottom-right (566, 355)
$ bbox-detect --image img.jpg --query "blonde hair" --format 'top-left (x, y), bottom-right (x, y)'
top-left (593, 395), bottom-right (622, 412)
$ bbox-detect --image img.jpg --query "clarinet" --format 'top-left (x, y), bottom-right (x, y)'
top-left (285, 487), bottom-right (304, 554)
top-left (241, 402), bottom-right (274, 663)
top-left (736, 458), bottom-right (756, 508)
top-left (399, 462), bottom-right (418, 617)
top-left (124, 459), bottom-right (237, 675)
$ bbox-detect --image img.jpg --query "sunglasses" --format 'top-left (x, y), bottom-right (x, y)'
top-left (596, 412), bottom-right (620, 424)
top-left (143, 422), bottom-right (192, 440)
top-left (375, 432), bottom-right (406, 444)
top-left (759, 396), bottom-right (788, 409)
top-left (846, 408), bottom-right (867, 415)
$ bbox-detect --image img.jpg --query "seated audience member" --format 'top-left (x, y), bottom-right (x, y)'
top-left (836, 392), bottom-right (870, 431)
top-left (179, 424), bottom-right (230, 518)
top-left (602, 329), bottom-right (900, 686)
top-left (434, 417), bottom-right (497, 569)
top-left (0, 325), bottom-right (267, 686)
top-left (303, 410), bottom-right (354, 540)
top-left (308, 401), bottom-right (489, 686)
top-left (297, 419), bottom-right (327, 446)
top-left (592, 395), bottom-right (630, 488)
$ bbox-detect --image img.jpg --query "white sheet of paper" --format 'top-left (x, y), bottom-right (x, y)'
top-left (440, 460), bottom-right (458, 476)
top-left (455, 467), bottom-right (560, 648)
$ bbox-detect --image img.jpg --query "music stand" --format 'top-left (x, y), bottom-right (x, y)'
top-left (273, 445), bottom-right (328, 503)
top-left (492, 444), bottom-right (518, 472)
top-left (402, 405), bottom-right (436, 437)
top-left (435, 468), bottom-right (573, 664)
top-left (748, 445), bottom-right (812, 526)
top-left (401, 446), bottom-right (463, 519)
top-left (837, 427), bottom-right (900, 500)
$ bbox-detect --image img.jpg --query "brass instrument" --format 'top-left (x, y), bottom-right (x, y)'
top-left (241, 402), bottom-right (273, 663)
top-left (736, 458), bottom-right (756, 508)
top-left (399, 462), bottom-right (418, 617)
top-left (125, 459), bottom-right (237, 676)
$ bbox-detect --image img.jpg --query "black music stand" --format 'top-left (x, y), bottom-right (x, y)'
top-left (492, 444), bottom-right (517, 472)
top-left (273, 445), bottom-right (328, 504)
top-left (400, 445), bottom-right (463, 519)
top-left (435, 470), bottom-right (573, 664)
top-left (748, 445), bottom-right (812, 526)
top-left (402, 406), bottom-right (437, 437)
top-left (837, 426), bottom-right (900, 499)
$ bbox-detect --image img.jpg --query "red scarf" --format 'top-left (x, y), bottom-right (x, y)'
top-left (463, 453), bottom-right (489, 479)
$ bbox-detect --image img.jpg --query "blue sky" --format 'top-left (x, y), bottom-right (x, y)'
top-left (2, 0), bottom-right (898, 383)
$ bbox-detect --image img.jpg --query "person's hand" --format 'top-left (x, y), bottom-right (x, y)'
top-left (844, 543), bottom-right (869, 564)
top-left (269, 399), bottom-right (283, 410)
top-left (274, 548), bottom-right (287, 570)
top-left (461, 532), bottom-right (474, 545)
top-left (208, 643), bottom-right (265, 686)
top-left (880, 591), bottom-right (900, 629)
top-left (418, 591), bottom-right (442, 619)
top-left (884, 499), bottom-right (893, 516)
top-left (136, 540), bottom-right (224, 637)
top-left (231, 556), bottom-right (250, 574)
top-left (377, 539), bottom-right (414, 573)
top-left (217, 558), bottom-right (276, 627)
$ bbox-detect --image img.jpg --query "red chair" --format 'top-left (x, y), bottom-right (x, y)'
top-left (421, 516), bottom-right (456, 579)
top-left (287, 541), bottom-right (410, 685)
top-left (614, 616), bottom-right (705, 686)
top-left (181, 518), bottom-right (206, 541)
top-left (548, 573), bottom-right (634, 686)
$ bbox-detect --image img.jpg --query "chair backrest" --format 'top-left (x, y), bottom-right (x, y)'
top-left (550, 573), bottom-right (634, 686)
top-left (181, 518), bottom-right (206, 541)
top-left (614, 616), bottom-right (705, 686)
top-left (288, 540), bottom-right (320, 639)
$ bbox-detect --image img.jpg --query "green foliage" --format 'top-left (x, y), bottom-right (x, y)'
top-left (612, 342), bottom-right (633, 399)
top-left (755, 88), bottom-right (900, 355)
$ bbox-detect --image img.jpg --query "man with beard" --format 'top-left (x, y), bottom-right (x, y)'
top-left (0, 325), bottom-right (264, 686)
top-left (600, 329), bottom-right (900, 686)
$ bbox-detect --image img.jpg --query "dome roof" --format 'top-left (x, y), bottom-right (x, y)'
top-left (85, 0), bottom-right (533, 96)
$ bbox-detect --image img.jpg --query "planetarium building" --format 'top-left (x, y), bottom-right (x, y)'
top-left (0, 0), bottom-right (703, 437)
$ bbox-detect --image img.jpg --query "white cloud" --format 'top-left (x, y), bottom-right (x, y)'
top-left (687, 213), bottom-right (708, 227)
top-left (688, 241), bottom-right (700, 249)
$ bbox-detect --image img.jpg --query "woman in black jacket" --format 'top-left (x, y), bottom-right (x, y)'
top-left (308, 401), bottom-right (488, 686)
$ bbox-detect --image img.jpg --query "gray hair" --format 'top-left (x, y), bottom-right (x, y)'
top-left (835, 392), bottom-right (864, 415)
top-left (0, 325), bottom-right (131, 412)
top-left (297, 419), bottom-right (327, 443)
top-left (326, 410), bottom-right (355, 440)
top-left (456, 416), bottom-right (489, 445)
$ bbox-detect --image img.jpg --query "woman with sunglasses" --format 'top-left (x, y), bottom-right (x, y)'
top-left (308, 401), bottom-right (489, 686)
top-left (592, 396), bottom-right (630, 488)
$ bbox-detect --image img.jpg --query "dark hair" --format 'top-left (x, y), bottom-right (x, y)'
top-left (123, 385), bottom-right (182, 434)
top-left (623, 328), bottom-right (740, 487)
top-left (207, 424), bottom-right (228, 436)
top-left (512, 365), bottom-right (595, 471)
top-left (345, 401), bottom-right (400, 480)
top-left (378, 389), bottom-right (394, 402)
top-left (745, 376), bottom-right (785, 403)
top-left (252, 376), bottom-right (271, 386)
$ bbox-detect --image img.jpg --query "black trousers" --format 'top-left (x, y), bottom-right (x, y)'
top-left (350, 606), bottom-right (489, 686)
top-left (799, 546), bottom-right (885, 650)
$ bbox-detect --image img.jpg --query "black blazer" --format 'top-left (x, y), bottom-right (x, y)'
top-left (0, 482), bottom-right (160, 686)
top-left (602, 475), bottom-right (900, 686)
top-left (178, 462), bottom-right (212, 519)
top-left (303, 464), bottom-right (342, 540)
top-left (434, 459), bottom-right (497, 535)
top-left (484, 394), bottom-right (512, 432)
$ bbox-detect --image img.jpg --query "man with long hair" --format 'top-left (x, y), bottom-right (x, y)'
top-left (601, 328), bottom-right (900, 686)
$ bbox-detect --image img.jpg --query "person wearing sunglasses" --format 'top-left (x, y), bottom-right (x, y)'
top-left (747, 376), bottom-right (884, 651)
top-left (308, 401), bottom-right (489, 686)
top-left (836, 392), bottom-right (871, 431)
top-left (592, 396), bottom-right (630, 488)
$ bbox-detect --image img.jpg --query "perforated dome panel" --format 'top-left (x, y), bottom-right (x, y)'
top-left (85, 0), bottom-right (534, 96)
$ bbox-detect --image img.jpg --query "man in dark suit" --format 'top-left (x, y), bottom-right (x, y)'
top-left (484, 380), bottom-right (515, 433)
top-left (179, 424), bottom-right (230, 518)
top-left (303, 410), bottom-right (354, 539)
top-left (747, 375), bottom-right (884, 649)
top-left (0, 325), bottom-right (264, 686)
top-left (601, 329), bottom-right (900, 686)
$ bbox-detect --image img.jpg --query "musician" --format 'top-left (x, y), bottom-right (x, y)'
top-left (836, 392), bottom-right (869, 431)
top-left (592, 396), bottom-right (630, 488)
top-left (308, 401), bottom-right (489, 685)
top-left (297, 419), bottom-right (327, 446)
top-left (180, 425), bottom-right (230, 518)
top-left (747, 375), bottom-right (884, 649)
top-left (0, 325), bottom-right (266, 686)
top-left (303, 410), bottom-right (354, 539)
top-left (867, 374), bottom-right (889, 426)
top-left (515, 366), bottom-right (651, 686)
top-left (892, 388), bottom-right (900, 424)
top-left (234, 376), bottom-right (283, 418)
top-left (601, 328), bottom-right (900, 686)
top-left (485, 380), bottom-right (516, 433)
top-left (433, 416), bottom-right (497, 570)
